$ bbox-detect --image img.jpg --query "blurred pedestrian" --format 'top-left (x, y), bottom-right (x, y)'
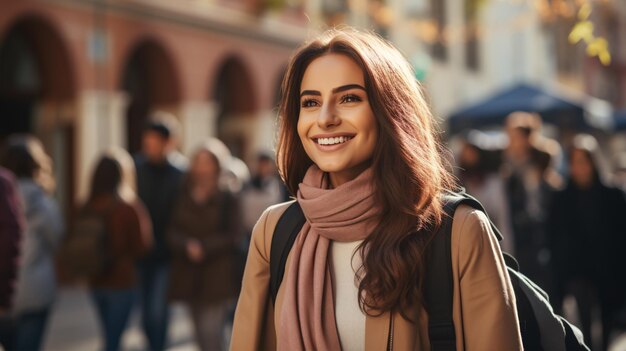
top-left (236, 152), bottom-right (288, 288)
top-left (1, 135), bottom-right (64, 351)
top-left (167, 139), bottom-right (242, 351)
top-left (456, 131), bottom-right (514, 253)
top-left (133, 113), bottom-right (185, 351)
top-left (614, 153), bottom-right (626, 192)
top-left (222, 156), bottom-right (250, 195)
top-left (548, 134), bottom-right (626, 350)
top-left (501, 112), bottom-right (560, 291)
top-left (0, 166), bottom-right (24, 350)
top-left (241, 152), bottom-right (285, 241)
top-left (83, 148), bottom-right (152, 351)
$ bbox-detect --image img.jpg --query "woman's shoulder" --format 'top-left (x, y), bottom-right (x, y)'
top-left (450, 204), bottom-right (498, 253)
top-left (263, 200), bottom-right (297, 222)
top-left (250, 200), bottom-right (297, 259)
top-left (256, 200), bottom-right (297, 236)
top-left (451, 204), bottom-right (489, 230)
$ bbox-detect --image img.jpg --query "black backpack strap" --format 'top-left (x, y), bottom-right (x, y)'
top-left (269, 201), bottom-right (306, 305)
top-left (425, 191), bottom-right (502, 351)
top-left (425, 195), bottom-right (461, 351)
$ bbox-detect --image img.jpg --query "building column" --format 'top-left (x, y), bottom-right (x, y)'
top-left (76, 90), bottom-right (128, 201)
top-left (249, 109), bottom-right (278, 158)
top-left (179, 100), bottom-right (219, 155)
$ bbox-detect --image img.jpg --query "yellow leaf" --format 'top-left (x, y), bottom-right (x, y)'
top-left (578, 2), bottom-right (591, 20)
top-left (569, 21), bottom-right (594, 44)
top-left (599, 51), bottom-right (611, 65)
top-left (586, 37), bottom-right (608, 56)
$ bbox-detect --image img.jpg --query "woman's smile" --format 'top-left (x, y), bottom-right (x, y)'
top-left (311, 133), bottom-right (356, 151)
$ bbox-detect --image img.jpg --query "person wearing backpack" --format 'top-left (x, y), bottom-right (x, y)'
top-left (230, 28), bottom-right (523, 350)
top-left (0, 135), bottom-right (64, 351)
top-left (83, 148), bottom-right (152, 351)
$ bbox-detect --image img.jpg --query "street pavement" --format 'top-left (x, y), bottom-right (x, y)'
top-left (31, 287), bottom-right (626, 351)
top-left (43, 287), bottom-right (198, 351)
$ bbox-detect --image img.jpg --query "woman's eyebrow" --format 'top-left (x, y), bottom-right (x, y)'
top-left (300, 84), bottom-right (366, 97)
top-left (332, 84), bottom-right (366, 93)
top-left (300, 90), bottom-right (321, 97)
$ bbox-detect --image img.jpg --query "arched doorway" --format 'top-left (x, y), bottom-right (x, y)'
top-left (121, 39), bottom-right (180, 154)
top-left (213, 56), bottom-right (258, 159)
top-left (0, 15), bottom-right (76, 218)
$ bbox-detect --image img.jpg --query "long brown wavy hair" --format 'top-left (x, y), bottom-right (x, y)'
top-left (276, 28), bottom-right (457, 320)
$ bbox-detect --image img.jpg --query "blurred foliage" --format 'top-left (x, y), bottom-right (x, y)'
top-left (568, 2), bottom-right (611, 65)
top-left (466, 0), bottom-right (487, 20)
top-left (265, 0), bottom-right (285, 11)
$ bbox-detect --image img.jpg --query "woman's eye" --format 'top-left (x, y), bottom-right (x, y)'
top-left (301, 99), bottom-right (319, 108)
top-left (341, 94), bottom-right (362, 103)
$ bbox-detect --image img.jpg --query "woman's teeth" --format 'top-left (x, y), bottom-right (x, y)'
top-left (316, 136), bottom-right (353, 145)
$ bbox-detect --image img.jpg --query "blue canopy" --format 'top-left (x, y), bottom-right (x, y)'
top-left (447, 83), bottom-right (591, 134)
top-left (615, 110), bottom-right (626, 131)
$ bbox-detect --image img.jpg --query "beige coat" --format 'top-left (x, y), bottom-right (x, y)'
top-left (231, 201), bottom-right (523, 350)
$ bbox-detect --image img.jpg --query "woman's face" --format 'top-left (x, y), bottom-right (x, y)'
top-left (507, 128), bottom-right (531, 159)
top-left (297, 53), bottom-right (378, 186)
top-left (191, 150), bottom-right (219, 186)
top-left (570, 148), bottom-right (594, 188)
top-left (459, 143), bottom-right (480, 169)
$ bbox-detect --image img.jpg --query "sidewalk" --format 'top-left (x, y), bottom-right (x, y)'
top-left (38, 287), bottom-right (626, 351)
top-left (44, 287), bottom-right (197, 351)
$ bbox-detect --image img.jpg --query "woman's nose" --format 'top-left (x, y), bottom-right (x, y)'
top-left (318, 103), bottom-right (340, 129)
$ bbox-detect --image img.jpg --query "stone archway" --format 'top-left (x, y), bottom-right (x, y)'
top-left (213, 55), bottom-right (258, 159)
top-left (0, 14), bottom-right (76, 217)
top-left (120, 39), bottom-right (181, 154)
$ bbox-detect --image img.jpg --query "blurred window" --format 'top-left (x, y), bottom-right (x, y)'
top-left (0, 31), bottom-right (40, 93)
top-left (464, 0), bottom-right (480, 71)
top-left (322, 0), bottom-right (347, 15)
top-left (429, 0), bottom-right (447, 61)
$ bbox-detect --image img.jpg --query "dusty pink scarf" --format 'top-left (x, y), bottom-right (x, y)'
top-left (278, 165), bottom-right (380, 350)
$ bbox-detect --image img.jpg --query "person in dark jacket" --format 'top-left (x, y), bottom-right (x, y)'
top-left (1, 136), bottom-right (64, 351)
top-left (502, 112), bottom-right (561, 295)
top-left (85, 148), bottom-right (153, 351)
top-left (168, 139), bottom-right (242, 351)
top-left (0, 166), bottom-right (23, 350)
top-left (134, 113), bottom-right (185, 351)
top-left (548, 134), bottom-right (626, 350)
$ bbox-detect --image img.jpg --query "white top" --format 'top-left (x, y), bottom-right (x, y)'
top-left (330, 240), bottom-right (366, 351)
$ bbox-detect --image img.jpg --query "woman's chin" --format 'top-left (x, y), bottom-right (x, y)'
top-left (313, 162), bottom-right (348, 174)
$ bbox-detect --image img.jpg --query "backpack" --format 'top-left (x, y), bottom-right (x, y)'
top-left (58, 203), bottom-right (115, 280)
top-left (269, 192), bottom-right (589, 351)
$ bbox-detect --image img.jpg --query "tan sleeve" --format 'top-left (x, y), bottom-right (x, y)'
top-left (453, 206), bottom-right (523, 351)
top-left (231, 207), bottom-right (272, 351)
top-left (231, 201), bottom-right (292, 351)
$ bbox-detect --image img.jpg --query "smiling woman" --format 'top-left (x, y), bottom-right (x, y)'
top-left (298, 54), bottom-right (377, 186)
top-left (230, 28), bottom-right (522, 351)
